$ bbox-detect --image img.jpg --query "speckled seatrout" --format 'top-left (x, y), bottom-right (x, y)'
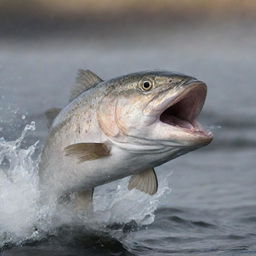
top-left (39, 70), bottom-right (213, 208)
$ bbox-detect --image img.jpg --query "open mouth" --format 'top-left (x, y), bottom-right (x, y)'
top-left (159, 82), bottom-right (211, 137)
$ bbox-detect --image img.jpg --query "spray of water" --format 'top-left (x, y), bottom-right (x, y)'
top-left (207, 124), bottom-right (222, 132)
top-left (0, 122), bottom-right (40, 246)
top-left (0, 121), bottom-right (172, 247)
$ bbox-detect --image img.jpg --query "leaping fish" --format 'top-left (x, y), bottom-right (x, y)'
top-left (39, 70), bottom-right (213, 208)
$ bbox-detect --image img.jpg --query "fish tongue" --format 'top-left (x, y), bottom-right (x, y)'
top-left (161, 114), bottom-right (194, 129)
top-left (172, 116), bottom-right (193, 129)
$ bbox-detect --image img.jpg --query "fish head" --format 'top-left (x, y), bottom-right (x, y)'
top-left (98, 71), bottom-right (213, 156)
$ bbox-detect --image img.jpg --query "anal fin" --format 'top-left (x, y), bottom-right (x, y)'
top-left (75, 189), bottom-right (94, 212)
top-left (128, 168), bottom-right (158, 195)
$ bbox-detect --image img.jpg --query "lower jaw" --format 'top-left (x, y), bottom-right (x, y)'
top-left (182, 121), bottom-right (212, 137)
top-left (163, 118), bottom-right (211, 136)
top-left (166, 122), bottom-right (213, 146)
top-left (182, 129), bottom-right (213, 146)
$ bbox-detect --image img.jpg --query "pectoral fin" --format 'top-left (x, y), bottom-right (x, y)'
top-left (45, 107), bottom-right (61, 128)
top-left (75, 189), bottom-right (94, 211)
top-left (64, 143), bottom-right (110, 162)
top-left (128, 168), bottom-right (158, 195)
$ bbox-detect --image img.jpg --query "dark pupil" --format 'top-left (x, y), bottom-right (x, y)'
top-left (143, 81), bottom-right (150, 88)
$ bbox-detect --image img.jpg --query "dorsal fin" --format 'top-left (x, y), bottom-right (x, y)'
top-left (69, 69), bottom-right (103, 102)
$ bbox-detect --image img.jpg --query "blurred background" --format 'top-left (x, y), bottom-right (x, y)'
top-left (1, 0), bottom-right (256, 39)
top-left (0, 1), bottom-right (255, 255)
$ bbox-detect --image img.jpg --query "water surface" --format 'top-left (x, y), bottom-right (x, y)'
top-left (0, 20), bottom-right (255, 255)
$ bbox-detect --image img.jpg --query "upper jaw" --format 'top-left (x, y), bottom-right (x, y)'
top-left (157, 81), bottom-right (213, 145)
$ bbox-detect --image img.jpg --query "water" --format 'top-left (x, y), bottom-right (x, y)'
top-left (0, 20), bottom-right (256, 255)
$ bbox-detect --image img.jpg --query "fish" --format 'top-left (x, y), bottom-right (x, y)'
top-left (39, 70), bottom-right (213, 208)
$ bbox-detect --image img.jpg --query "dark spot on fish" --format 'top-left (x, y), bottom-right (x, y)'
top-left (77, 125), bottom-right (81, 134)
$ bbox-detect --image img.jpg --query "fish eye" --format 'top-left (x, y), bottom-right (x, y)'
top-left (141, 80), bottom-right (153, 91)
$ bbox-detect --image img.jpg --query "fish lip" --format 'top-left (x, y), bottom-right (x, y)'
top-left (158, 81), bottom-right (213, 144)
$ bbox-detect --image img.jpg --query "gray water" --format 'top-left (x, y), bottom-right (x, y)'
top-left (0, 20), bottom-right (256, 255)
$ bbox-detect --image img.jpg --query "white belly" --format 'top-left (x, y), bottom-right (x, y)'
top-left (39, 141), bottom-right (150, 197)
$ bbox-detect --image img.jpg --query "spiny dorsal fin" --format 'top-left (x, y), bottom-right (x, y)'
top-left (75, 189), bottom-right (94, 212)
top-left (128, 168), bottom-right (158, 195)
top-left (69, 69), bottom-right (103, 102)
top-left (64, 143), bottom-right (110, 163)
top-left (45, 107), bottom-right (61, 128)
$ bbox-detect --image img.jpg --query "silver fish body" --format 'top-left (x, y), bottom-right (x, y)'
top-left (39, 70), bottom-right (213, 203)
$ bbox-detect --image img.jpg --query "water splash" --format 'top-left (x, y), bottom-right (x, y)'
top-left (0, 121), bottom-right (40, 247)
top-left (207, 124), bottom-right (222, 132)
top-left (93, 175), bottom-right (172, 226)
top-left (0, 121), bottom-right (172, 248)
